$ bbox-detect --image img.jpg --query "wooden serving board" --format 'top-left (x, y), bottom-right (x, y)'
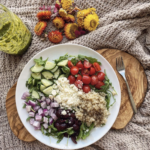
top-left (6, 49), bottom-right (147, 142)
top-left (97, 49), bottom-right (147, 129)
top-left (6, 83), bottom-right (36, 142)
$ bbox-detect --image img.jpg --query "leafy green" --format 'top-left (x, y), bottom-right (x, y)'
top-left (78, 55), bottom-right (101, 65)
top-left (34, 57), bottom-right (48, 66)
top-left (23, 104), bottom-right (26, 108)
top-left (61, 66), bottom-right (70, 77)
top-left (41, 125), bottom-right (45, 135)
top-left (57, 134), bottom-right (63, 143)
top-left (26, 117), bottom-right (31, 121)
top-left (55, 54), bottom-right (70, 64)
top-left (48, 122), bottom-right (58, 132)
top-left (85, 56), bottom-right (101, 65)
top-left (77, 122), bottom-right (94, 140)
top-left (71, 57), bottom-right (78, 65)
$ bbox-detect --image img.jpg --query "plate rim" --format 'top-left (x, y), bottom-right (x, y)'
top-left (15, 43), bottom-right (121, 149)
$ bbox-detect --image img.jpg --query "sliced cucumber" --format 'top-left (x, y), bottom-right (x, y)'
top-left (31, 63), bottom-right (44, 73)
top-left (40, 85), bottom-right (46, 91)
top-left (43, 86), bottom-right (53, 95)
top-left (32, 79), bottom-right (36, 86)
top-left (57, 60), bottom-right (68, 66)
top-left (31, 72), bottom-right (41, 80)
top-left (53, 69), bottom-right (61, 79)
top-left (53, 80), bottom-right (57, 84)
top-left (45, 61), bottom-right (56, 70)
top-left (32, 90), bottom-right (40, 99)
top-left (58, 74), bottom-right (65, 79)
top-left (41, 79), bottom-right (53, 87)
top-left (51, 66), bottom-right (59, 73)
top-left (42, 71), bottom-right (53, 79)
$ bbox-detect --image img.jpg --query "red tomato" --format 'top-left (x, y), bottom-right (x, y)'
top-left (93, 62), bottom-right (101, 71)
top-left (82, 75), bottom-right (91, 84)
top-left (91, 75), bottom-right (98, 85)
top-left (84, 60), bottom-right (92, 68)
top-left (76, 61), bottom-right (84, 70)
top-left (81, 69), bottom-right (90, 75)
top-left (82, 85), bottom-right (91, 93)
top-left (68, 60), bottom-right (74, 68)
top-left (75, 80), bottom-right (83, 89)
top-left (68, 75), bottom-right (76, 84)
top-left (97, 72), bottom-right (105, 81)
top-left (95, 81), bottom-right (105, 89)
top-left (76, 74), bottom-right (82, 81)
top-left (71, 66), bottom-right (79, 75)
top-left (89, 67), bottom-right (96, 75)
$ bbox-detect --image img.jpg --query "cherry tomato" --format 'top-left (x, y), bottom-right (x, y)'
top-left (81, 69), bottom-right (90, 75)
top-left (97, 72), bottom-right (105, 81)
top-left (76, 61), bottom-right (84, 70)
top-left (71, 66), bottom-right (79, 75)
top-left (68, 75), bottom-right (76, 84)
top-left (75, 80), bottom-right (83, 89)
top-left (89, 67), bottom-right (96, 75)
top-left (95, 81), bottom-right (105, 89)
top-left (82, 85), bottom-right (91, 93)
top-left (93, 62), bottom-right (101, 71)
top-left (82, 75), bottom-right (91, 84)
top-left (76, 74), bottom-right (82, 81)
top-left (91, 75), bottom-right (98, 85)
top-left (68, 60), bottom-right (74, 68)
top-left (84, 60), bottom-right (92, 68)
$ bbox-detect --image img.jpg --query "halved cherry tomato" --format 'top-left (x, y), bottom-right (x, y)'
top-left (91, 75), bottom-right (98, 85)
top-left (76, 74), bottom-right (82, 81)
top-left (75, 80), bottom-right (83, 89)
top-left (68, 60), bottom-right (74, 68)
top-left (82, 85), bottom-right (91, 93)
top-left (82, 75), bottom-right (91, 84)
top-left (76, 61), bottom-right (84, 70)
top-left (97, 72), bottom-right (105, 81)
top-left (93, 62), bottom-right (101, 71)
top-left (84, 60), bottom-right (92, 68)
top-left (89, 67), bottom-right (96, 75)
top-left (68, 75), bottom-right (76, 84)
top-left (95, 81), bottom-right (104, 89)
top-left (71, 66), bottom-right (79, 75)
top-left (81, 68), bottom-right (90, 75)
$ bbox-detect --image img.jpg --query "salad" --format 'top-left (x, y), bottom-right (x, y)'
top-left (21, 54), bottom-right (117, 144)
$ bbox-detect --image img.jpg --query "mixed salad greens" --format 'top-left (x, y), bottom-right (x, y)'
top-left (22, 54), bottom-right (116, 144)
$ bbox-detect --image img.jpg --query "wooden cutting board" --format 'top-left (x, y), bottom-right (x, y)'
top-left (6, 49), bottom-right (147, 142)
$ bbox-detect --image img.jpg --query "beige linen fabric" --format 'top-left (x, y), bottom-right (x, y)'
top-left (0, 0), bottom-right (150, 149)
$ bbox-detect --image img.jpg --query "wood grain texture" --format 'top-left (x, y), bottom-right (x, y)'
top-left (97, 49), bottom-right (147, 129)
top-left (5, 49), bottom-right (148, 142)
top-left (6, 83), bottom-right (36, 142)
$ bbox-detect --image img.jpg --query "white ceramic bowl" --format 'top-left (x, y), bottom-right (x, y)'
top-left (16, 44), bottom-right (121, 149)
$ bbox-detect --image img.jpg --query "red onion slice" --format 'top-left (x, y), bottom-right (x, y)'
top-left (43, 109), bottom-right (49, 116)
top-left (51, 113), bottom-right (57, 121)
top-left (41, 101), bottom-right (46, 108)
top-left (30, 118), bottom-right (34, 125)
top-left (46, 98), bottom-right (51, 105)
top-left (33, 106), bottom-right (40, 111)
top-left (43, 123), bottom-right (48, 129)
top-left (47, 106), bottom-right (51, 110)
top-left (35, 114), bottom-right (42, 121)
top-left (29, 112), bottom-right (35, 117)
top-left (38, 108), bottom-right (43, 116)
top-left (29, 100), bottom-right (36, 107)
top-left (26, 105), bottom-right (31, 112)
top-left (51, 102), bottom-right (59, 108)
top-left (49, 109), bottom-right (54, 116)
top-left (49, 118), bottom-right (53, 125)
top-left (21, 92), bottom-right (30, 100)
top-left (33, 121), bottom-right (40, 128)
top-left (43, 117), bottom-right (48, 124)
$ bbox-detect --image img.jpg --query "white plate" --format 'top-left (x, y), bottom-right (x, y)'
top-left (16, 44), bottom-right (121, 149)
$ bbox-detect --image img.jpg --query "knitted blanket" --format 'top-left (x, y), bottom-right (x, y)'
top-left (0, 0), bottom-right (150, 149)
